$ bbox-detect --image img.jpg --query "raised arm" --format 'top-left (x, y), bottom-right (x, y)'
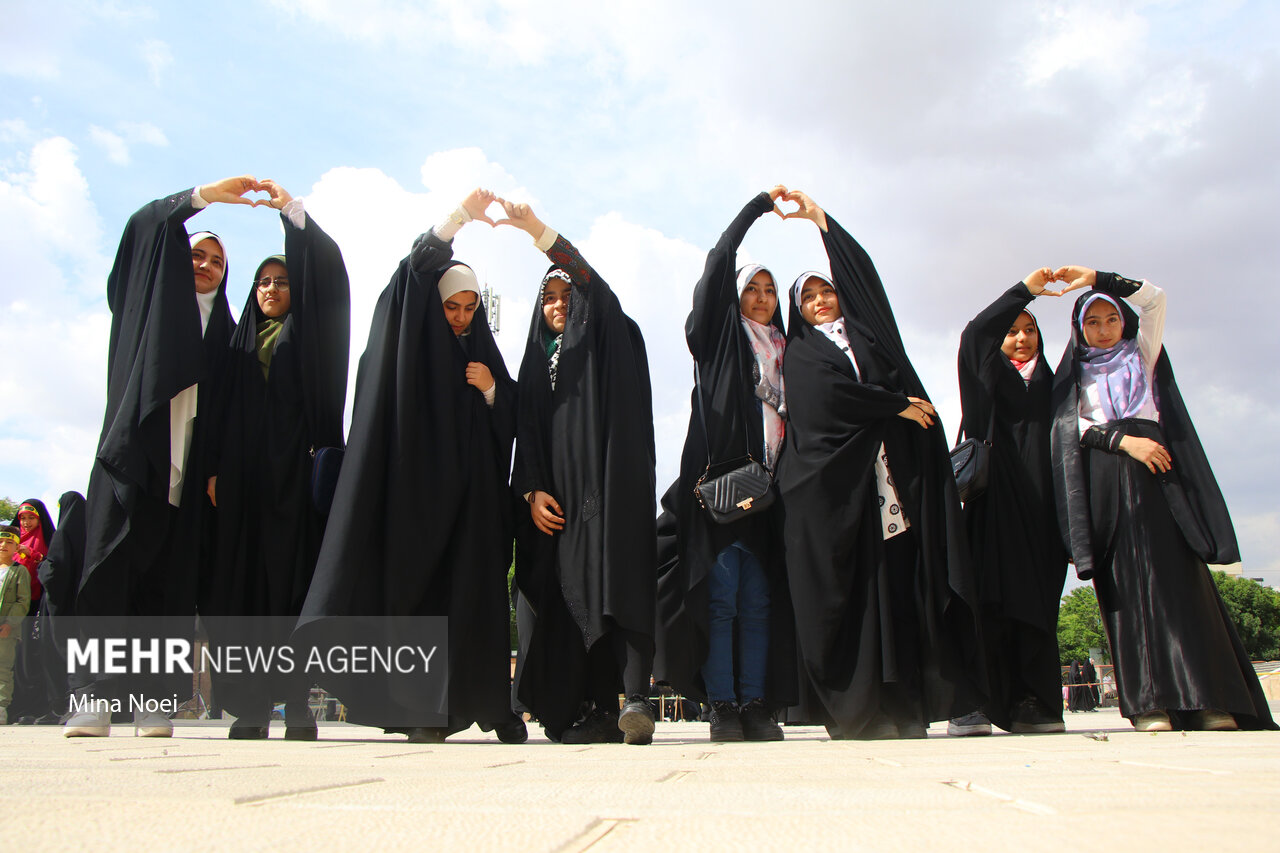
top-left (687, 188), bottom-right (783, 358)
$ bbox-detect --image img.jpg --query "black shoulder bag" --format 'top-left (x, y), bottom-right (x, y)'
top-left (950, 406), bottom-right (995, 504)
top-left (692, 365), bottom-right (776, 523)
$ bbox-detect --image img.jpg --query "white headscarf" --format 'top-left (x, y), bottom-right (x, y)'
top-left (735, 265), bottom-right (786, 470)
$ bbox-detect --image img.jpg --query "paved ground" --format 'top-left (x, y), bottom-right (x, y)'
top-left (3, 705), bottom-right (1278, 852)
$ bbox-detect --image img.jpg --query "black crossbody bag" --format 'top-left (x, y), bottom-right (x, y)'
top-left (950, 406), bottom-right (995, 504)
top-left (692, 365), bottom-right (776, 523)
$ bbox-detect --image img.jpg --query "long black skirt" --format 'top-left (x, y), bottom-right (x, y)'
top-left (1092, 454), bottom-right (1274, 730)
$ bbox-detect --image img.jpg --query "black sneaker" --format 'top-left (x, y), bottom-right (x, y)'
top-left (561, 709), bottom-right (624, 744)
top-left (947, 711), bottom-right (992, 737)
top-left (228, 719), bottom-right (269, 740)
top-left (709, 701), bottom-right (744, 742)
top-left (618, 695), bottom-right (656, 745)
top-left (1010, 697), bottom-right (1066, 734)
top-left (739, 698), bottom-right (783, 741)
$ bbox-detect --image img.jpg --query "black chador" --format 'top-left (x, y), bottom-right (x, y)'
top-left (74, 189), bottom-right (234, 706)
top-left (957, 284), bottom-right (1066, 731)
top-left (294, 231), bottom-right (519, 738)
top-left (38, 491), bottom-right (85, 718)
top-left (511, 233), bottom-right (657, 742)
top-left (1051, 275), bottom-right (1274, 730)
top-left (778, 215), bottom-right (985, 738)
top-left (203, 207), bottom-right (350, 732)
top-left (654, 192), bottom-right (797, 709)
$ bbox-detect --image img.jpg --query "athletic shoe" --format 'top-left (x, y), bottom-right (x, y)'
top-left (561, 709), bottom-right (624, 744)
top-left (135, 711), bottom-right (173, 738)
top-left (1133, 710), bottom-right (1172, 732)
top-left (947, 711), bottom-right (992, 737)
top-left (63, 710), bottom-right (111, 738)
top-left (709, 701), bottom-right (744, 742)
top-left (1191, 709), bottom-right (1238, 731)
top-left (1010, 697), bottom-right (1066, 734)
top-left (618, 695), bottom-right (656, 745)
top-left (739, 698), bottom-right (783, 742)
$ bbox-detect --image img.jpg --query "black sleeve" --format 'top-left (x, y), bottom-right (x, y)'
top-left (285, 211), bottom-right (352, 451)
top-left (959, 282), bottom-right (1034, 372)
top-left (686, 193), bottom-right (773, 360)
top-left (1093, 272), bottom-right (1142, 299)
top-left (409, 230), bottom-right (456, 274)
top-left (108, 188), bottom-right (200, 313)
top-left (1081, 424), bottom-right (1125, 452)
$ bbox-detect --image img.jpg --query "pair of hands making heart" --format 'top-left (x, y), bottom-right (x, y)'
top-left (198, 175), bottom-right (296, 210)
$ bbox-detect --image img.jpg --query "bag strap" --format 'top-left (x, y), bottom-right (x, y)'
top-left (954, 401), bottom-right (998, 447)
top-left (694, 362), bottom-right (759, 474)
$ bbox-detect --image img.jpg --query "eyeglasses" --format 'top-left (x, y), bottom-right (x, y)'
top-left (256, 276), bottom-right (290, 291)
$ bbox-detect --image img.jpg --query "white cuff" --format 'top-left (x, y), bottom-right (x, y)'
top-left (282, 197), bottom-right (306, 230)
top-left (434, 206), bottom-right (473, 242)
top-left (534, 227), bottom-right (558, 253)
top-left (482, 382), bottom-right (496, 408)
top-left (192, 187), bottom-right (210, 209)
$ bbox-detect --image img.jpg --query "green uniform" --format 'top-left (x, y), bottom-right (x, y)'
top-left (0, 561), bottom-right (32, 713)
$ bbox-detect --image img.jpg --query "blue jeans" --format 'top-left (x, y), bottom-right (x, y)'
top-left (701, 541), bottom-right (771, 703)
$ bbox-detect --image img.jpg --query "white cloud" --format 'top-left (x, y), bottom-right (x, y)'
top-left (89, 125), bottom-right (130, 165)
top-left (1023, 2), bottom-right (1150, 85)
top-left (0, 137), bottom-right (111, 503)
top-left (141, 38), bottom-right (173, 86)
top-left (271, 0), bottom-right (548, 62)
top-left (88, 121), bottom-right (170, 166)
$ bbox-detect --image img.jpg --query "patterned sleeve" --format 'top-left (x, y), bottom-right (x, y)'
top-left (545, 234), bottom-right (593, 289)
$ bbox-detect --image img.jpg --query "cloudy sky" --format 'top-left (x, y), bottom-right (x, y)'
top-left (2, 1), bottom-right (1277, 587)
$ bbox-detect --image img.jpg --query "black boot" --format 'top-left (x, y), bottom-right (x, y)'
top-left (709, 701), bottom-right (743, 742)
top-left (494, 714), bottom-right (529, 744)
top-left (284, 699), bottom-right (318, 741)
top-left (739, 698), bottom-right (783, 742)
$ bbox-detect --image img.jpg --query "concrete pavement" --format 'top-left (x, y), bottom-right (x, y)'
top-left (3, 704), bottom-right (1278, 852)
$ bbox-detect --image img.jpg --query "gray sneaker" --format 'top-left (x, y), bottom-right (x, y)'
top-left (947, 711), bottom-right (992, 737)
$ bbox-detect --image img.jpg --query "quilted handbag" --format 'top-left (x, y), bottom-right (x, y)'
top-left (694, 457), bottom-right (776, 524)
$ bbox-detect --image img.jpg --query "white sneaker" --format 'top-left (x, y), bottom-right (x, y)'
top-left (64, 710), bottom-right (112, 737)
top-left (134, 711), bottom-right (173, 738)
top-left (1193, 709), bottom-right (1238, 731)
top-left (1133, 710), bottom-right (1172, 732)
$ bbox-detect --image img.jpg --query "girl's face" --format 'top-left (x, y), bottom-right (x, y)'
top-left (443, 291), bottom-right (480, 336)
top-left (17, 511), bottom-right (38, 534)
top-left (799, 277), bottom-right (842, 326)
top-left (739, 271), bottom-right (778, 325)
top-left (255, 261), bottom-right (291, 318)
top-left (191, 238), bottom-right (226, 295)
top-left (1081, 299), bottom-right (1123, 349)
top-left (1001, 311), bottom-right (1040, 362)
top-left (542, 276), bottom-right (571, 334)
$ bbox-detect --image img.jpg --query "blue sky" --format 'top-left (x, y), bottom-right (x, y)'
top-left (2, 0), bottom-right (1278, 586)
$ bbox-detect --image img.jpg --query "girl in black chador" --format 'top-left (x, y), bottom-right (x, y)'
top-left (950, 268), bottom-right (1067, 736)
top-left (505, 200), bottom-right (658, 746)
top-left (203, 180), bottom-right (350, 740)
top-left (1050, 265), bottom-right (1275, 732)
top-left (776, 189), bottom-right (984, 740)
top-left (294, 189), bottom-right (525, 745)
top-left (655, 187), bottom-right (797, 743)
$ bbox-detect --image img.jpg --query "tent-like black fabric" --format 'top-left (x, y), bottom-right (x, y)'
top-left (777, 214), bottom-right (985, 737)
top-left (511, 233), bottom-right (656, 740)
top-left (74, 189), bottom-right (234, 703)
top-left (956, 283), bottom-right (1066, 730)
top-left (202, 210), bottom-right (349, 722)
top-left (654, 192), bottom-right (796, 709)
top-left (295, 231), bottom-right (518, 734)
